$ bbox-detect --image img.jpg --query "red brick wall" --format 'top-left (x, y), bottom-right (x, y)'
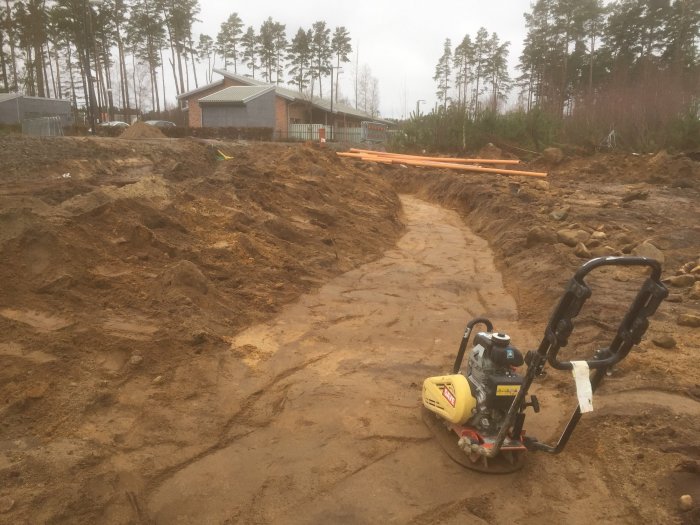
top-left (274, 96), bottom-right (288, 136)
top-left (288, 103), bottom-right (307, 124)
top-left (183, 76), bottom-right (368, 131)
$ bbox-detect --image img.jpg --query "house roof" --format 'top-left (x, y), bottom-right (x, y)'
top-left (176, 79), bottom-right (225, 100)
top-left (0, 93), bottom-right (70, 106)
top-left (198, 85), bottom-right (275, 104)
top-left (212, 68), bottom-right (390, 124)
top-left (213, 69), bottom-right (269, 87)
top-left (0, 93), bottom-right (21, 103)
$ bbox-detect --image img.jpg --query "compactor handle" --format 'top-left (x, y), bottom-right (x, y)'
top-left (572, 255), bottom-right (662, 283)
top-left (542, 256), bottom-right (667, 371)
top-left (453, 317), bottom-right (493, 374)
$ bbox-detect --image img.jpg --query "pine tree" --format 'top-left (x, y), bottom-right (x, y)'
top-left (287, 27), bottom-right (311, 92)
top-left (127, 0), bottom-right (164, 112)
top-left (216, 13), bottom-right (243, 72)
top-left (272, 21), bottom-right (286, 85)
top-left (433, 38), bottom-right (451, 111)
top-left (257, 17), bottom-right (276, 82)
top-left (485, 33), bottom-right (511, 111)
top-left (241, 25), bottom-right (257, 78)
top-left (331, 26), bottom-right (352, 102)
top-left (310, 21), bottom-right (331, 98)
top-left (453, 34), bottom-right (474, 111)
top-left (471, 28), bottom-right (491, 116)
top-left (197, 34), bottom-right (214, 82)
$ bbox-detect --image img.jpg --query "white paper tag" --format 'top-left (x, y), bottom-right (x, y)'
top-left (571, 361), bottom-right (593, 413)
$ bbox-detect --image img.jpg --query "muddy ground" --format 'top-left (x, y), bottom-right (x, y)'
top-left (0, 137), bottom-right (698, 524)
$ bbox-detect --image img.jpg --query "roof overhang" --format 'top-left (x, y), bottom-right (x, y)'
top-left (176, 79), bottom-right (225, 100)
top-left (198, 85), bottom-right (276, 105)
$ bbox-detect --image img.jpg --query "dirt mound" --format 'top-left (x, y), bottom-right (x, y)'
top-left (0, 137), bottom-right (404, 523)
top-left (553, 150), bottom-right (700, 187)
top-left (120, 121), bottom-right (167, 139)
top-left (477, 142), bottom-right (519, 161)
top-left (2, 137), bottom-right (698, 524)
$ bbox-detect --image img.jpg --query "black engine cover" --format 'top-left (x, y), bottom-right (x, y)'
top-left (485, 373), bottom-right (524, 411)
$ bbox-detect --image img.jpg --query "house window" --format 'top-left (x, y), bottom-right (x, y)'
top-left (180, 99), bottom-right (189, 110)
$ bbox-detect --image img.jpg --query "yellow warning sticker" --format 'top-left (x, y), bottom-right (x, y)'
top-left (496, 385), bottom-right (520, 396)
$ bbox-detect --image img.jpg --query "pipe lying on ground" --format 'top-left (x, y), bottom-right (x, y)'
top-left (348, 148), bottom-right (521, 165)
top-left (337, 152), bottom-right (548, 178)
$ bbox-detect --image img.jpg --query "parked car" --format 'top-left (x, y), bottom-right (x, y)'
top-left (98, 121), bottom-right (129, 128)
top-left (144, 120), bottom-right (176, 128)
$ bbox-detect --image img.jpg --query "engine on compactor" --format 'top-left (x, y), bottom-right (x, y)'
top-left (465, 332), bottom-right (524, 434)
top-left (422, 257), bottom-right (668, 473)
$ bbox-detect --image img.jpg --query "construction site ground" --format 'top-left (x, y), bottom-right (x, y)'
top-left (0, 136), bottom-right (699, 524)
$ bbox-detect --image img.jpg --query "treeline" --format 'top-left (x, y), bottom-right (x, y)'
top-left (433, 29), bottom-right (511, 117)
top-left (0, 1), bottom-right (363, 117)
top-left (407, 0), bottom-right (700, 152)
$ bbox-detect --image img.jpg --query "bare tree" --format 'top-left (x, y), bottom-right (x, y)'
top-left (356, 63), bottom-right (379, 116)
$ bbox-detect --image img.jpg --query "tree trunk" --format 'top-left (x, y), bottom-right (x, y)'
top-left (114, 19), bottom-right (130, 117)
top-left (318, 61), bottom-right (323, 98)
top-left (167, 27), bottom-right (180, 96)
top-left (560, 31), bottom-right (570, 118)
top-left (335, 54), bottom-right (340, 102)
top-left (169, 57), bottom-right (178, 96)
top-left (473, 63), bottom-right (481, 118)
top-left (131, 53), bottom-right (138, 112)
top-left (160, 48), bottom-right (167, 111)
top-left (354, 44), bottom-right (359, 109)
top-left (4, 0), bottom-right (18, 91)
top-left (189, 36), bottom-right (198, 88)
top-left (0, 34), bottom-right (7, 91)
top-left (184, 52), bottom-right (190, 92)
top-left (588, 35), bottom-right (595, 100)
top-left (67, 47), bottom-right (79, 121)
top-left (93, 49), bottom-right (105, 118)
top-left (47, 43), bottom-right (56, 98)
top-left (77, 50), bottom-right (88, 120)
top-left (118, 39), bottom-right (129, 116)
top-left (26, 46), bottom-right (36, 95)
top-left (152, 49), bottom-right (160, 113)
top-left (176, 46), bottom-right (185, 95)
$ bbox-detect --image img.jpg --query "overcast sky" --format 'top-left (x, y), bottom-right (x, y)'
top-left (192, 1), bottom-right (531, 119)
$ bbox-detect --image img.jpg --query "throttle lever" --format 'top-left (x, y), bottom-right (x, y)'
top-left (523, 395), bottom-right (540, 413)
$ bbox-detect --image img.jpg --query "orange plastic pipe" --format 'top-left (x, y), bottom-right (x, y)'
top-left (348, 148), bottom-right (521, 165)
top-left (337, 152), bottom-right (547, 178)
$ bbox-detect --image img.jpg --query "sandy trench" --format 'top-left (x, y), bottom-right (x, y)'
top-left (1, 137), bottom-right (699, 524)
top-left (144, 195), bottom-right (663, 525)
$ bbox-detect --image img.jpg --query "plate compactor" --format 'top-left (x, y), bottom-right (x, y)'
top-left (422, 256), bottom-right (668, 473)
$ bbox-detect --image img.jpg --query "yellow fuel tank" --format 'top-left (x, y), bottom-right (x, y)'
top-left (422, 374), bottom-right (476, 425)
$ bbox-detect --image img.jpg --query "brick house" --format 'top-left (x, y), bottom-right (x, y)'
top-left (177, 68), bottom-right (388, 139)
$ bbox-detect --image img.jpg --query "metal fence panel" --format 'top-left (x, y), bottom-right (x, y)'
top-left (22, 116), bottom-right (64, 137)
top-left (283, 124), bottom-right (375, 144)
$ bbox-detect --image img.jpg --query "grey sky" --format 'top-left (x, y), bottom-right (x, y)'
top-left (193, 1), bottom-right (531, 119)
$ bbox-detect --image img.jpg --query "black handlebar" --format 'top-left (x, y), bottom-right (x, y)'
top-left (573, 256), bottom-right (663, 283)
top-left (453, 317), bottom-right (493, 374)
top-left (541, 256), bottom-right (667, 371)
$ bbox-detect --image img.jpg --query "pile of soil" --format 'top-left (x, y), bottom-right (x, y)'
top-left (120, 121), bottom-right (167, 139)
top-left (0, 138), bottom-right (402, 523)
top-left (1, 137), bottom-right (698, 524)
